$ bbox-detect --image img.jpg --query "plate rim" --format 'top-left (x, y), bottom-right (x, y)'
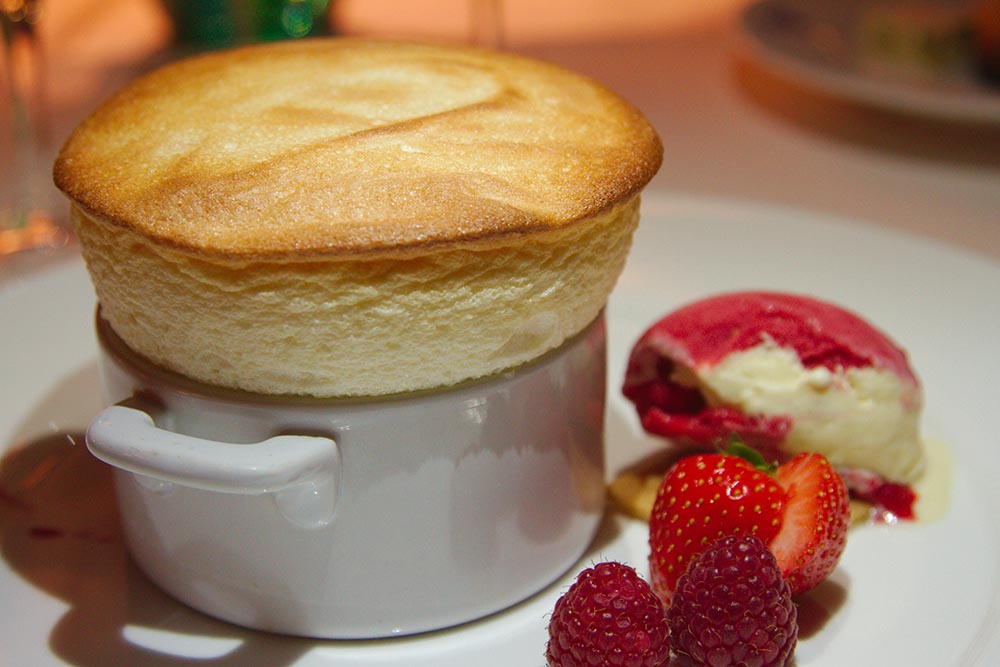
top-left (737, 0), bottom-right (1000, 124)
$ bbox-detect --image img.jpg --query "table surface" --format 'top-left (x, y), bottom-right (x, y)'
top-left (520, 13), bottom-right (1000, 263)
top-left (2, 4), bottom-right (999, 665)
top-left (12, 0), bottom-right (999, 265)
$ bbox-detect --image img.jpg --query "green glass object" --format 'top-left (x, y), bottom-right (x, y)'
top-left (167, 0), bottom-right (330, 49)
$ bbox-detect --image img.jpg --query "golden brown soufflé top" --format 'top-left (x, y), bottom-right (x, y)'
top-left (54, 37), bottom-right (663, 261)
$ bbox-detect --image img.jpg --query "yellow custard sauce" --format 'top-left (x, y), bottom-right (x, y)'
top-left (608, 438), bottom-right (953, 526)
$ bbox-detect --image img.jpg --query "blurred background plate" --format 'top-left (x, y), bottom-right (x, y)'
top-left (738, 0), bottom-right (1000, 123)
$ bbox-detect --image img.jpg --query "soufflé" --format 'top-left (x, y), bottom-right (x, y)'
top-left (54, 38), bottom-right (663, 397)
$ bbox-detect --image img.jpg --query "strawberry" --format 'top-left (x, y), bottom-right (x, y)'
top-left (649, 442), bottom-right (850, 602)
top-left (648, 449), bottom-right (786, 603)
top-left (769, 452), bottom-right (851, 594)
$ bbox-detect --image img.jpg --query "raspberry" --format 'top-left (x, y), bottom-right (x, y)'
top-left (546, 561), bottom-right (670, 667)
top-left (667, 535), bottom-right (797, 667)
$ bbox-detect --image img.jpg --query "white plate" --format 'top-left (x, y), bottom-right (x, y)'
top-left (738, 0), bottom-right (1000, 123)
top-left (2, 193), bottom-right (999, 665)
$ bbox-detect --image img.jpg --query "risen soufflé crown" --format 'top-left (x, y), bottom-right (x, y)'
top-left (55, 38), bottom-right (662, 397)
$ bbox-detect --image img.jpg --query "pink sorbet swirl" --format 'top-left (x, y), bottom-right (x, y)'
top-left (622, 291), bottom-right (920, 453)
top-left (630, 291), bottom-right (917, 384)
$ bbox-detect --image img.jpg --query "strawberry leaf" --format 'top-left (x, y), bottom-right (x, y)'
top-left (723, 436), bottom-right (778, 475)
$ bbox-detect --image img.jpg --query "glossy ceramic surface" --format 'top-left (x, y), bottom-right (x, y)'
top-left (2, 194), bottom-right (999, 665)
top-left (88, 313), bottom-right (607, 639)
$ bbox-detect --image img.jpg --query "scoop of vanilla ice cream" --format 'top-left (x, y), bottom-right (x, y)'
top-left (623, 291), bottom-right (927, 487)
top-left (697, 337), bottom-right (924, 484)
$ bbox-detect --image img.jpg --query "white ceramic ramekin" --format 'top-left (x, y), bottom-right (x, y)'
top-left (86, 312), bottom-right (607, 639)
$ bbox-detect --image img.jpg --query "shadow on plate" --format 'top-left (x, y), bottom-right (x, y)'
top-left (796, 574), bottom-right (849, 639)
top-left (0, 429), bottom-right (316, 666)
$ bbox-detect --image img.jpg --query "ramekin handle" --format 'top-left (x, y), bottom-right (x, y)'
top-left (85, 404), bottom-right (340, 529)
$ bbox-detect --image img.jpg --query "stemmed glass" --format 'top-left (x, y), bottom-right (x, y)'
top-left (1, 0), bottom-right (66, 258)
top-left (469, 0), bottom-right (504, 49)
